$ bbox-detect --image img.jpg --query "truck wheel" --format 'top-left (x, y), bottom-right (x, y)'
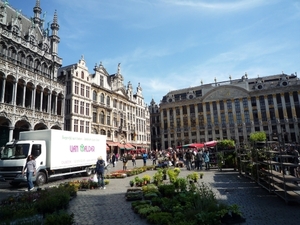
top-left (84, 167), bottom-right (92, 176)
top-left (35, 172), bottom-right (46, 186)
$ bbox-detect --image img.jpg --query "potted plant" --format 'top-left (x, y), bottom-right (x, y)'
top-left (129, 180), bottom-right (135, 187)
top-left (199, 172), bottom-right (204, 179)
top-left (142, 174), bottom-right (151, 184)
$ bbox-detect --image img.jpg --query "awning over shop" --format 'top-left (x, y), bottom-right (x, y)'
top-left (106, 145), bottom-right (109, 150)
top-left (106, 141), bottom-right (118, 147)
top-left (204, 141), bottom-right (217, 148)
top-left (179, 143), bottom-right (205, 149)
top-left (125, 143), bottom-right (135, 150)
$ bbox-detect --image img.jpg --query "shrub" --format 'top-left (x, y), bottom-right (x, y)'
top-left (36, 187), bottom-right (70, 215)
top-left (158, 184), bottom-right (175, 198)
top-left (146, 212), bottom-right (173, 225)
top-left (44, 210), bottom-right (74, 225)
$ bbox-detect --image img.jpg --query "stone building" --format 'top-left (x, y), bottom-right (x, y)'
top-left (149, 99), bottom-right (161, 150)
top-left (58, 59), bottom-right (151, 156)
top-left (0, 0), bottom-right (64, 146)
top-left (153, 73), bottom-right (300, 150)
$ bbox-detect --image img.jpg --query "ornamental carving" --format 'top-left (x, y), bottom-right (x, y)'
top-left (204, 87), bottom-right (248, 101)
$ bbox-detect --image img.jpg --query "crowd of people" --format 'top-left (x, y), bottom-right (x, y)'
top-left (106, 147), bottom-right (213, 172)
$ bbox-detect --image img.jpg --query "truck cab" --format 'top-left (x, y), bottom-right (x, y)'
top-left (0, 140), bottom-right (46, 186)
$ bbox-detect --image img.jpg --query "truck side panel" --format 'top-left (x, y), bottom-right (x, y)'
top-left (19, 130), bottom-right (107, 170)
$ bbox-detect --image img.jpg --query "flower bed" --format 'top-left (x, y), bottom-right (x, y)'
top-left (106, 166), bottom-right (155, 179)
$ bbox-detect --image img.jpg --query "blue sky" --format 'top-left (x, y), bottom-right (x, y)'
top-left (7, 0), bottom-right (300, 105)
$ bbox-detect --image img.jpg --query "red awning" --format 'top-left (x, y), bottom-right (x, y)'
top-left (180, 143), bottom-right (205, 148)
top-left (126, 143), bottom-right (135, 150)
top-left (106, 145), bottom-right (110, 150)
top-left (106, 141), bottom-right (118, 147)
top-left (189, 143), bottom-right (205, 148)
top-left (204, 141), bottom-right (217, 148)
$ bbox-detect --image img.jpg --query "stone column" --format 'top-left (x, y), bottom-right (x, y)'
top-left (12, 81), bottom-right (17, 105)
top-left (22, 84), bottom-right (26, 107)
top-left (9, 126), bottom-right (14, 142)
top-left (40, 90), bottom-right (43, 111)
top-left (1, 78), bottom-right (6, 103)
top-left (31, 87), bottom-right (36, 110)
top-left (55, 94), bottom-right (58, 114)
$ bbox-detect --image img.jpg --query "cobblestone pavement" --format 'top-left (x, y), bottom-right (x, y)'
top-left (1, 159), bottom-right (300, 225)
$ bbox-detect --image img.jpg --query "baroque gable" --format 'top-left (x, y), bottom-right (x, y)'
top-left (203, 86), bottom-right (249, 101)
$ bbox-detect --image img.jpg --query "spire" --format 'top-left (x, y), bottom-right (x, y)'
top-left (50, 10), bottom-right (60, 55)
top-left (33, 0), bottom-right (42, 27)
top-left (117, 63), bottom-right (121, 74)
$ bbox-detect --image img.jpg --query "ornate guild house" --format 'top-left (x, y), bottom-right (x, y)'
top-left (0, 0), bottom-right (64, 146)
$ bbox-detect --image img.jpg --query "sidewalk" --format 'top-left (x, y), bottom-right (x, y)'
top-left (68, 159), bottom-right (300, 225)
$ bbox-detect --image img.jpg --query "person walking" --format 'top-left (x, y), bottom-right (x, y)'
top-left (95, 156), bottom-right (106, 189)
top-left (22, 155), bottom-right (36, 191)
top-left (142, 152), bottom-right (148, 166)
top-left (196, 149), bottom-right (204, 170)
top-left (122, 153), bottom-right (128, 171)
top-left (185, 149), bottom-right (192, 170)
top-left (203, 150), bottom-right (210, 170)
top-left (111, 153), bottom-right (116, 167)
top-left (132, 153), bottom-right (136, 167)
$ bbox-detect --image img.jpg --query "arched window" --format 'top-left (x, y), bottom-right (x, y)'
top-left (107, 130), bottom-right (111, 138)
top-left (100, 129), bottom-right (106, 135)
top-left (81, 71), bottom-right (84, 79)
top-left (106, 96), bottom-right (110, 106)
top-left (100, 111), bottom-right (105, 124)
top-left (93, 91), bottom-right (97, 101)
top-left (100, 93), bottom-right (105, 103)
top-left (0, 42), bottom-right (7, 56)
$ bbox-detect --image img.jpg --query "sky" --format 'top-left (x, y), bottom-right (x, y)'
top-left (7, 0), bottom-right (300, 105)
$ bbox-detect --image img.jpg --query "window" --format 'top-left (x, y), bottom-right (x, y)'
top-left (93, 112), bottom-right (97, 123)
top-left (80, 120), bottom-right (84, 132)
top-left (113, 99), bottom-right (117, 108)
top-left (86, 122), bottom-right (89, 133)
top-left (66, 99), bottom-right (70, 114)
top-left (86, 86), bottom-right (90, 98)
top-left (80, 101), bottom-right (84, 114)
top-left (100, 93), bottom-right (105, 104)
top-left (226, 100), bottom-right (232, 110)
top-left (86, 103), bottom-right (90, 116)
top-left (100, 111), bottom-right (105, 124)
top-left (65, 119), bottom-right (70, 131)
top-left (100, 75), bottom-right (104, 87)
top-left (80, 84), bottom-right (84, 96)
top-left (66, 81), bottom-right (71, 94)
top-left (107, 96), bottom-right (110, 106)
top-left (74, 100), bottom-right (79, 113)
top-left (74, 119), bottom-right (78, 132)
top-left (75, 82), bottom-right (79, 94)
top-left (107, 112), bottom-right (111, 125)
top-left (93, 91), bottom-right (97, 101)
top-left (81, 71), bottom-right (84, 79)
top-left (242, 98), bottom-right (248, 108)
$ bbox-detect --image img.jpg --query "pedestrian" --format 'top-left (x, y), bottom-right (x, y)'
top-left (132, 153), bottom-right (136, 167)
top-left (203, 149), bottom-right (210, 170)
top-left (152, 151), bottom-right (157, 165)
top-left (185, 149), bottom-right (192, 170)
top-left (196, 149), bottom-right (203, 170)
top-left (111, 153), bottom-right (116, 167)
top-left (22, 155), bottom-right (36, 191)
top-left (122, 153), bottom-right (128, 170)
top-left (95, 156), bottom-right (106, 189)
top-left (142, 152), bottom-right (148, 166)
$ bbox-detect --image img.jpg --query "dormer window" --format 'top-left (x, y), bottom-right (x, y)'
top-left (12, 26), bottom-right (19, 36)
top-left (29, 35), bottom-right (35, 45)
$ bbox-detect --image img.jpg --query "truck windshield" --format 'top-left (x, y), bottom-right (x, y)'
top-left (1, 144), bottom-right (30, 160)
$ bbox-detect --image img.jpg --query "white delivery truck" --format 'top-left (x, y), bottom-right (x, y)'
top-left (0, 129), bottom-right (106, 186)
